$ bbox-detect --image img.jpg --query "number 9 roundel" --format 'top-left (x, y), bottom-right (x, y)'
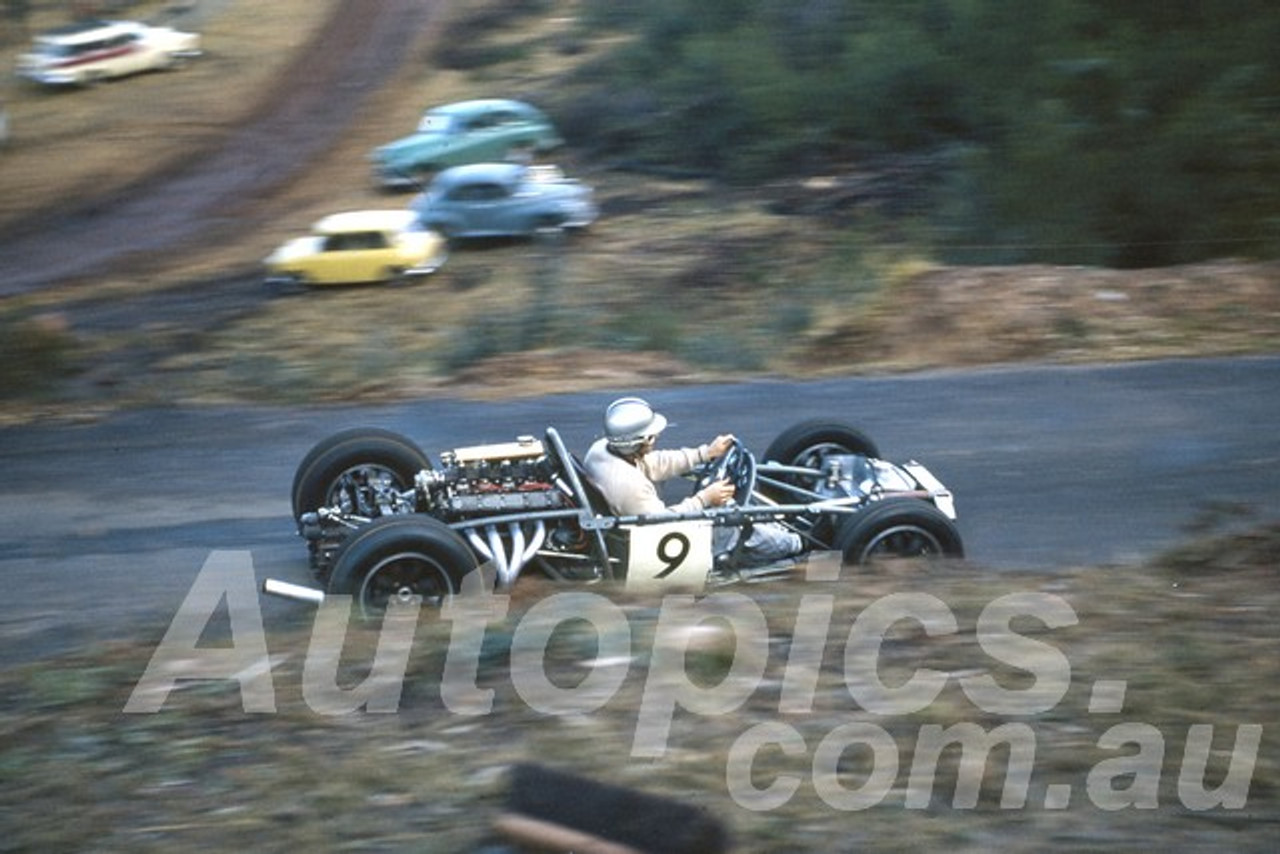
top-left (624, 520), bottom-right (714, 590)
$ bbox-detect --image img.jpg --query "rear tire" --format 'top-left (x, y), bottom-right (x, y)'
top-left (265, 274), bottom-right (306, 296)
top-left (328, 515), bottom-right (480, 618)
top-left (836, 497), bottom-right (964, 565)
top-left (291, 428), bottom-right (430, 520)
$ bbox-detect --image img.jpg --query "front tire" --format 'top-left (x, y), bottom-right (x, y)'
top-left (291, 428), bottom-right (430, 520)
top-left (408, 165), bottom-right (438, 189)
top-left (761, 420), bottom-right (880, 505)
top-left (531, 220), bottom-right (564, 239)
top-left (836, 497), bottom-right (964, 565)
top-left (764, 420), bottom-right (880, 465)
top-left (506, 143), bottom-right (535, 164)
top-left (328, 515), bottom-right (479, 618)
top-left (266, 274), bottom-right (306, 296)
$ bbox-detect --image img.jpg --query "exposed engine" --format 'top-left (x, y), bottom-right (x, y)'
top-left (419, 436), bottom-right (568, 518)
top-left (302, 435), bottom-right (579, 579)
top-left (816, 454), bottom-right (913, 499)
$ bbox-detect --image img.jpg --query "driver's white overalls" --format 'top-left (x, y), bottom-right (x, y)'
top-left (582, 438), bottom-right (802, 568)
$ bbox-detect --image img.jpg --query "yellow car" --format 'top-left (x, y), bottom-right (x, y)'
top-left (263, 210), bottom-right (448, 289)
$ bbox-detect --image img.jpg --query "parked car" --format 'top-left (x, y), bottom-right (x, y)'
top-left (411, 163), bottom-right (597, 240)
top-left (263, 419), bottom-right (962, 617)
top-left (15, 19), bottom-right (201, 86)
top-left (370, 98), bottom-right (563, 189)
top-left (263, 210), bottom-right (448, 289)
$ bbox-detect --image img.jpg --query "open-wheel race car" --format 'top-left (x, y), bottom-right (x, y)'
top-left (263, 420), bottom-right (963, 616)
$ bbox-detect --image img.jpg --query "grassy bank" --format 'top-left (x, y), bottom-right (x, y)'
top-left (1, 0), bottom-right (1277, 416)
top-left (2, 522), bottom-right (1276, 852)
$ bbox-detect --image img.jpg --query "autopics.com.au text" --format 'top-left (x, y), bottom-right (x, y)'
top-left (125, 551), bottom-right (1263, 812)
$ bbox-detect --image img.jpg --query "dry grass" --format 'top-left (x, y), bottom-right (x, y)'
top-left (0, 0), bottom-right (340, 236)
top-left (799, 259), bottom-right (1280, 373)
top-left (1, 5), bottom-right (1276, 851)
top-left (1, 525), bottom-right (1276, 852)
top-left (1, 0), bottom-right (1277, 416)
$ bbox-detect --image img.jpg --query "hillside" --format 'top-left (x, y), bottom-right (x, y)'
top-left (0, 0), bottom-right (1275, 418)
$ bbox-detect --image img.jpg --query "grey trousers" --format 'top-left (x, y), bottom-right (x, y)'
top-left (714, 522), bottom-right (804, 568)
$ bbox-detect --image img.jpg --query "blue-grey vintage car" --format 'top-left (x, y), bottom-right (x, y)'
top-left (410, 163), bottom-right (598, 239)
top-left (371, 98), bottom-right (563, 189)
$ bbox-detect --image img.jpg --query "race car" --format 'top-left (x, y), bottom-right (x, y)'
top-left (263, 420), bottom-right (963, 616)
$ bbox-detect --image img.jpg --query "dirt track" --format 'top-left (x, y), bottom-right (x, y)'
top-left (0, 0), bottom-right (441, 297)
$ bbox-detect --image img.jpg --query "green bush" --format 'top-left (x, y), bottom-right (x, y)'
top-left (562, 0), bottom-right (1280, 266)
top-left (0, 313), bottom-right (81, 398)
top-left (434, 0), bottom-right (550, 70)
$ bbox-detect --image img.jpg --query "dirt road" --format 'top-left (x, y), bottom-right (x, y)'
top-left (0, 0), bottom-right (441, 297)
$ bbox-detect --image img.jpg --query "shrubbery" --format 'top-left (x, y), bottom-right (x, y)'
top-left (0, 313), bottom-right (81, 398)
top-left (568, 0), bottom-right (1280, 267)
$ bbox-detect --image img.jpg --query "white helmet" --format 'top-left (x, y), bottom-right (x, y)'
top-left (603, 397), bottom-right (668, 454)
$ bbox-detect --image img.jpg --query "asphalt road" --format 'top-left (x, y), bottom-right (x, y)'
top-left (2, 355), bottom-right (1277, 666)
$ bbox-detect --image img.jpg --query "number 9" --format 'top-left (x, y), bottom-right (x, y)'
top-left (654, 532), bottom-right (691, 578)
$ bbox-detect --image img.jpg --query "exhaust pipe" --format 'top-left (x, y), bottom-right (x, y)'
top-left (262, 578), bottom-right (326, 605)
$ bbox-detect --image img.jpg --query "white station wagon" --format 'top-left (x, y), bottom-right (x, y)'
top-left (16, 19), bottom-right (202, 86)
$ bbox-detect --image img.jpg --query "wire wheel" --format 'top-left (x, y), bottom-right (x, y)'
top-left (357, 550), bottom-right (456, 612)
top-left (853, 522), bottom-right (948, 562)
top-left (836, 497), bottom-right (964, 566)
top-left (328, 516), bottom-right (479, 619)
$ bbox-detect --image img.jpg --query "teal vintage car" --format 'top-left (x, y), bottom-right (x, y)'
top-left (370, 98), bottom-right (563, 189)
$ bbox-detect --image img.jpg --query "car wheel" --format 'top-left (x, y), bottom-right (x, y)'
top-left (764, 420), bottom-right (880, 465)
top-left (506, 143), bottom-right (535, 164)
top-left (265, 274), bottom-right (305, 296)
top-left (760, 420), bottom-right (880, 506)
top-left (291, 427), bottom-right (431, 521)
top-left (409, 165), bottom-right (437, 189)
top-left (531, 215), bottom-right (564, 235)
top-left (835, 497), bottom-right (964, 566)
top-left (327, 515), bottom-right (479, 619)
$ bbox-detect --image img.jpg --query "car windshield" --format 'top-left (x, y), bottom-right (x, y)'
top-left (525, 165), bottom-right (563, 183)
top-left (416, 114), bottom-right (457, 134)
top-left (322, 231), bottom-right (389, 251)
top-left (448, 183), bottom-right (509, 203)
top-left (34, 41), bottom-right (75, 57)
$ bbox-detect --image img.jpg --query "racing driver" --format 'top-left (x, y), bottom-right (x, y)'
top-left (583, 396), bottom-right (802, 567)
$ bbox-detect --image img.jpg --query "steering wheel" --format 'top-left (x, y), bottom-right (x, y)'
top-left (695, 438), bottom-right (758, 506)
